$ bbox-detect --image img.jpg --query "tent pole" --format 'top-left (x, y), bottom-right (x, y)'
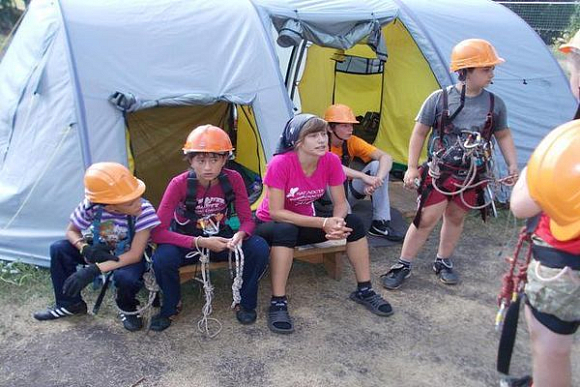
top-left (284, 45), bottom-right (298, 90)
top-left (289, 40), bottom-right (307, 102)
top-left (56, 0), bottom-right (92, 168)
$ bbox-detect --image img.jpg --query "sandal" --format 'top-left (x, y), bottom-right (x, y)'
top-left (268, 308), bottom-right (294, 334)
top-left (349, 291), bottom-right (394, 317)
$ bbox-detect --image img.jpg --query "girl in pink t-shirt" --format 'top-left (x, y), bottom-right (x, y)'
top-left (255, 114), bottom-right (394, 334)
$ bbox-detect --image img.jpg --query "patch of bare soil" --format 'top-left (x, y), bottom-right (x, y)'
top-left (1, 213), bottom-right (578, 387)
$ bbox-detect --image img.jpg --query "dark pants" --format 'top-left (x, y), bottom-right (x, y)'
top-left (255, 213), bottom-right (366, 248)
top-left (152, 235), bottom-right (269, 317)
top-left (49, 239), bottom-right (146, 310)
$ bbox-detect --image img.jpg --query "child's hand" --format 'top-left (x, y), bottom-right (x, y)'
top-left (81, 244), bottom-right (119, 263)
top-left (403, 167), bottom-right (420, 189)
top-left (62, 264), bottom-right (101, 297)
top-left (198, 236), bottom-right (230, 252)
top-left (227, 232), bottom-right (246, 251)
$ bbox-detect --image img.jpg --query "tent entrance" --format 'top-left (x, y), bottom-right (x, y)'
top-left (333, 54), bottom-right (384, 145)
top-left (126, 103), bottom-right (265, 209)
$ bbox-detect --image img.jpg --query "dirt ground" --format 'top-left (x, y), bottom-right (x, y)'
top-left (0, 211), bottom-right (579, 387)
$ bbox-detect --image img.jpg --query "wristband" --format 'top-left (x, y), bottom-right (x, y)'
top-left (322, 218), bottom-right (329, 229)
top-left (72, 236), bottom-right (85, 246)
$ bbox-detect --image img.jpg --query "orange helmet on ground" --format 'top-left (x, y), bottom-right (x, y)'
top-left (182, 124), bottom-right (234, 154)
top-left (84, 162), bottom-right (146, 204)
top-left (449, 39), bottom-right (505, 72)
top-left (559, 30), bottom-right (580, 54)
top-left (324, 104), bottom-right (359, 124)
top-left (527, 119), bottom-right (580, 241)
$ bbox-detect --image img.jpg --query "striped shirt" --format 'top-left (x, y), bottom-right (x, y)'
top-left (70, 198), bottom-right (160, 250)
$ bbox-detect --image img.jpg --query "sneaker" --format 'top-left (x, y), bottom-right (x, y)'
top-left (150, 314), bottom-right (172, 332)
top-left (33, 301), bottom-right (87, 321)
top-left (381, 263), bottom-right (411, 290)
top-left (120, 312), bottom-right (143, 332)
top-left (235, 306), bottom-right (257, 325)
top-left (368, 220), bottom-right (405, 241)
top-left (349, 291), bottom-right (394, 317)
top-left (433, 259), bottom-right (459, 285)
top-left (499, 376), bottom-right (533, 387)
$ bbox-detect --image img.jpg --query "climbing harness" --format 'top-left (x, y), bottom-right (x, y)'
top-left (413, 86), bottom-right (515, 227)
top-left (89, 206), bottom-right (135, 315)
top-left (171, 170), bottom-right (235, 237)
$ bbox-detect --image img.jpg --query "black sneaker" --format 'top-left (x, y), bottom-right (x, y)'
top-left (150, 314), bottom-right (172, 332)
top-left (368, 220), bottom-right (405, 241)
top-left (500, 376), bottom-right (533, 387)
top-left (120, 312), bottom-right (143, 332)
top-left (433, 259), bottom-right (459, 285)
top-left (33, 301), bottom-right (87, 321)
top-left (235, 307), bottom-right (257, 325)
top-left (381, 263), bottom-right (411, 290)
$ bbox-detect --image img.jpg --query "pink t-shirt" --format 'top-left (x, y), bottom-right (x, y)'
top-left (256, 151), bottom-right (345, 221)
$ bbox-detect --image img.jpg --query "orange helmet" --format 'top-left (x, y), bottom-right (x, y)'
top-left (182, 124), bottom-right (234, 154)
top-left (84, 162), bottom-right (146, 204)
top-left (527, 119), bottom-right (580, 241)
top-left (324, 104), bottom-right (359, 124)
top-left (449, 39), bottom-right (505, 72)
top-left (559, 30), bottom-right (580, 54)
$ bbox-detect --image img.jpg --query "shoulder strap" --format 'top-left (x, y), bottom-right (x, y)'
top-left (217, 172), bottom-right (235, 207)
top-left (573, 100), bottom-right (580, 120)
top-left (525, 214), bottom-right (541, 234)
top-left (341, 140), bottom-right (351, 166)
top-left (482, 91), bottom-right (496, 141)
top-left (90, 206), bottom-right (104, 246)
top-left (438, 87), bottom-right (450, 141)
top-left (185, 170), bottom-right (198, 216)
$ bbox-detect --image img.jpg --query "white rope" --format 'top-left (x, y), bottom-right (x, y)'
top-left (173, 211), bottom-right (190, 226)
top-left (533, 260), bottom-right (580, 285)
top-left (193, 237), bottom-right (222, 338)
top-left (230, 244), bottom-right (244, 308)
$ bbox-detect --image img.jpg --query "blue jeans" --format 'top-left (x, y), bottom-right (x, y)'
top-left (49, 239), bottom-right (146, 310)
top-left (152, 235), bottom-right (269, 317)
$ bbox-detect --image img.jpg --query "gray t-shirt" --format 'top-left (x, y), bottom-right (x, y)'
top-left (416, 86), bottom-right (508, 159)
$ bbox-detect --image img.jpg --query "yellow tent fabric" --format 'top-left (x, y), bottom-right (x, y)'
top-left (236, 106), bottom-right (266, 178)
top-left (126, 103), bottom-right (266, 209)
top-left (298, 19), bottom-right (440, 167)
top-left (376, 20), bottom-right (439, 166)
top-left (235, 106), bottom-right (267, 210)
top-left (126, 103), bottom-right (230, 207)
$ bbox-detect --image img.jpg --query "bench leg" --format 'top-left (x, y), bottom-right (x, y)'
top-left (322, 252), bottom-right (343, 281)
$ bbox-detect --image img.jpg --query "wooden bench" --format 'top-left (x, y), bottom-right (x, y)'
top-left (293, 244), bottom-right (346, 280)
top-left (178, 244), bottom-right (346, 283)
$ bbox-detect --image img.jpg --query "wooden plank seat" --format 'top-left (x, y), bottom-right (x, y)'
top-left (178, 242), bottom-right (347, 283)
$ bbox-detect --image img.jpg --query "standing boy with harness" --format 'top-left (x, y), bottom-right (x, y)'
top-left (150, 125), bottom-right (269, 331)
top-left (324, 104), bottom-right (404, 241)
top-left (33, 162), bottom-right (161, 331)
top-left (382, 39), bottom-right (518, 289)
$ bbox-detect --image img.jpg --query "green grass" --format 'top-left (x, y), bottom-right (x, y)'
top-left (0, 260), bottom-right (52, 304)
